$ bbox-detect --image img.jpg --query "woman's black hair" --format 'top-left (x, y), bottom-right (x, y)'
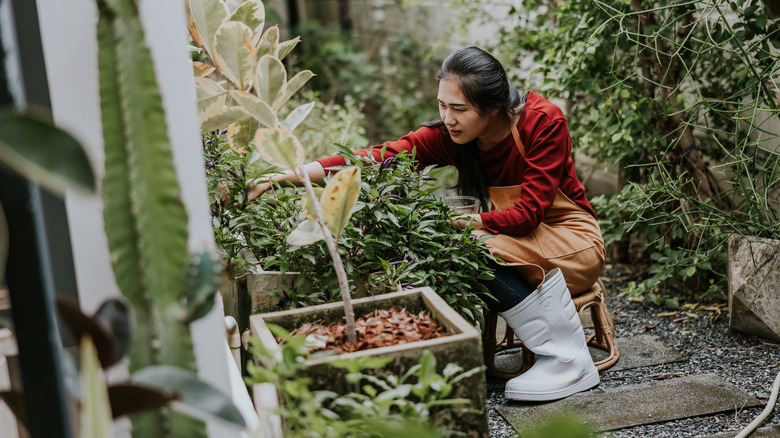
top-left (424, 46), bottom-right (523, 210)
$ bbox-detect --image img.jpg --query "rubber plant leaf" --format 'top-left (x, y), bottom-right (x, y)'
top-left (229, 90), bottom-right (278, 128)
top-left (287, 219), bottom-right (324, 246)
top-left (321, 166), bottom-right (361, 238)
top-left (280, 101), bottom-right (315, 133)
top-left (213, 22), bottom-right (256, 90)
top-left (131, 365), bottom-right (246, 429)
top-left (192, 61), bottom-right (215, 78)
top-left (200, 106), bottom-right (251, 134)
top-left (255, 54), bottom-right (285, 105)
top-left (0, 109), bottom-right (95, 195)
top-left (229, 0), bottom-right (264, 38)
top-left (273, 70), bottom-right (315, 111)
top-left (80, 336), bottom-right (114, 438)
top-left (56, 296), bottom-right (117, 368)
top-left (277, 36), bottom-right (301, 61)
top-left (186, 0), bottom-right (229, 60)
top-left (254, 25), bottom-right (279, 60)
top-left (227, 118), bottom-right (259, 154)
top-left (254, 127), bottom-right (304, 172)
top-left (301, 186), bottom-right (324, 219)
top-left (194, 77), bottom-right (226, 117)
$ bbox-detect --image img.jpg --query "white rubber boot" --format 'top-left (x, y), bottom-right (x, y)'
top-left (499, 268), bottom-right (599, 401)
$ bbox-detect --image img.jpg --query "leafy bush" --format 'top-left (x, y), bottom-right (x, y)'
top-left (452, 0), bottom-right (780, 302)
top-left (289, 21), bottom-right (440, 143)
top-left (247, 147), bottom-right (493, 326)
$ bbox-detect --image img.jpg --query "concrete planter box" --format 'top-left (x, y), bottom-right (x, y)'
top-left (728, 234), bottom-right (780, 341)
top-left (249, 287), bottom-right (489, 437)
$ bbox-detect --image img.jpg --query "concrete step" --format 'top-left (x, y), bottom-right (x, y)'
top-left (497, 373), bottom-right (762, 434)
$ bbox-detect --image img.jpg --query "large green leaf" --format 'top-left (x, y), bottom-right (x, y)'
top-left (186, 0), bottom-right (229, 60)
top-left (321, 167), bottom-right (361, 238)
top-left (184, 251), bottom-right (223, 323)
top-left (131, 365), bottom-right (246, 429)
top-left (200, 106), bottom-right (251, 133)
top-left (273, 70), bottom-right (315, 110)
top-left (280, 101), bottom-right (314, 133)
top-left (254, 55), bottom-right (285, 106)
top-left (80, 336), bottom-right (114, 438)
top-left (229, 90), bottom-right (277, 128)
top-left (213, 22), bottom-right (256, 89)
top-left (229, 0), bottom-right (264, 37)
top-left (0, 110), bottom-right (95, 195)
top-left (194, 77), bottom-right (226, 118)
top-left (254, 127), bottom-right (304, 172)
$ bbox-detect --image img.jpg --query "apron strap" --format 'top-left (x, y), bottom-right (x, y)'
top-left (510, 119), bottom-right (526, 158)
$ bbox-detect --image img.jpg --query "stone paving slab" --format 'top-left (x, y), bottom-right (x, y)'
top-left (705, 425), bottom-right (780, 437)
top-left (496, 373), bottom-right (761, 434)
top-left (489, 334), bottom-right (686, 377)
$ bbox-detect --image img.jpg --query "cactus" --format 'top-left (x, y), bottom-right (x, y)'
top-left (95, 0), bottom-right (207, 436)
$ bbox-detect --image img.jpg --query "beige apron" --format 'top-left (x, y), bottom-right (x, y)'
top-left (471, 120), bottom-right (605, 295)
top-left (473, 186), bottom-right (605, 295)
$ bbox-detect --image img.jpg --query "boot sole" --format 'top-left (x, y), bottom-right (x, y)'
top-left (505, 369), bottom-right (600, 402)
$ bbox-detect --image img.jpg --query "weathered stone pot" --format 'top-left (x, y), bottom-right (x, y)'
top-left (221, 269), bottom-right (297, 334)
top-left (728, 234), bottom-right (780, 341)
top-left (249, 287), bottom-right (489, 437)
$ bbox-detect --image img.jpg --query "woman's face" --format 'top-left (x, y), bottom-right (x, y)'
top-left (437, 78), bottom-right (492, 145)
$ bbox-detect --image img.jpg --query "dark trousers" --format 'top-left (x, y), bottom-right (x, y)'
top-left (479, 258), bottom-right (534, 312)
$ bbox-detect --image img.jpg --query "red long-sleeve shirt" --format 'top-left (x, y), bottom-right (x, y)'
top-left (316, 91), bottom-right (596, 236)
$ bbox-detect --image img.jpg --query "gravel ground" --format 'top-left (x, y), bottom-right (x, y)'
top-left (485, 263), bottom-right (780, 437)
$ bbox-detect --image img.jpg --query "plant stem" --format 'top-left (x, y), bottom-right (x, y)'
top-left (298, 166), bottom-right (357, 344)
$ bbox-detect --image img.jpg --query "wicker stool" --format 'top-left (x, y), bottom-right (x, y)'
top-left (482, 279), bottom-right (619, 379)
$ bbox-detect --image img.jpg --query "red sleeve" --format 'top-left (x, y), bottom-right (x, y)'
top-left (479, 119), bottom-right (570, 235)
top-left (316, 126), bottom-right (455, 171)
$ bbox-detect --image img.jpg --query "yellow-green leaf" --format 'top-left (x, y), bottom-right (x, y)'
top-left (255, 54), bottom-right (286, 106)
top-left (229, 90), bottom-right (277, 128)
top-left (227, 118), bottom-right (258, 154)
top-left (186, 0), bottom-right (229, 59)
top-left (301, 187), bottom-right (324, 219)
top-left (254, 127), bottom-right (305, 172)
top-left (192, 61), bottom-right (215, 77)
top-left (213, 22), bottom-right (256, 89)
top-left (321, 167), bottom-right (361, 237)
top-left (255, 26), bottom-right (279, 59)
top-left (194, 77), bottom-right (226, 117)
top-left (229, 0), bottom-right (264, 38)
top-left (80, 336), bottom-right (113, 438)
top-left (281, 101), bottom-right (315, 133)
top-left (273, 69), bottom-right (315, 110)
top-left (287, 219), bottom-right (324, 246)
top-left (277, 36), bottom-right (300, 61)
top-left (200, 106), bottom-right (250, 133)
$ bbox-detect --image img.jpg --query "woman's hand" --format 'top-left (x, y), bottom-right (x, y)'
top-left (450, 214), bottom-right (483, 231)
top-left (246, 173), bottom-right (285, 200)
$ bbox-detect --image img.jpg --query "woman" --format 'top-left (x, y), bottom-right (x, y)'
top-left (251, 47), bottom-right (605, 402)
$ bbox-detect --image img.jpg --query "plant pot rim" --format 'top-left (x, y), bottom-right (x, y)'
top-left (249, 286), bottom-right (481, 365)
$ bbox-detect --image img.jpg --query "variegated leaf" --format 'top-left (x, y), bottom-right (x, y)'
top-left (229, 0), bottom-right (264, 37)
top-left (227, 118), bottom-right (258, 154)
top-left (287, 219), bottom-right (324, 246)
top-left (255, 26), bottom-right (279, 60)
top-left (301, 186), bottom-right (324, 219)
top-left (255, 55), bottom-right (286, 106)
top-left (192, 61), bottom-right (215, 77)
top-left (80, 336), bottom-right (114, 438)
top-left (194, 77), bottom-right (226, 116)
top-left (187, 0), bottom-right (229, 59)
top-left (213, 22), bottom-right (255, 89)
top-left (254, 127), bottom-right (304, 172)
top-left (277, 36), bottom-right (301, 61)
top-left (321, 167), bottom-right (361, 238)
top-left (274, 70), bottom-right (315, 110)
top-left (229, 90), bottom-right (277, 128)
top-left (200, 106), bottom-right (250, 133)
top-left (281, 101), bottom-right (315, 133)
